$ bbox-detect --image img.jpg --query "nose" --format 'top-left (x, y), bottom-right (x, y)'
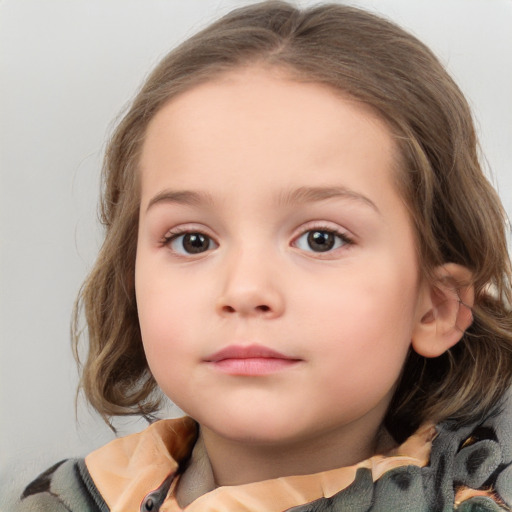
top-left (216, 249), bottom-right (285, 319)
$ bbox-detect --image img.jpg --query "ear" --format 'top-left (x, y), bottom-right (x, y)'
top-left (411, 263), bottom-right (474, 358)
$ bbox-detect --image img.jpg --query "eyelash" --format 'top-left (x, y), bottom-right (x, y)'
top-left (161, 227), bottom-right (218, 256)
top-left (161, 227), bottom-right (201, 245)
top-left (161, 224), bottom-right (354, 256)
top-left (292, 225), bottom-right (354, 254)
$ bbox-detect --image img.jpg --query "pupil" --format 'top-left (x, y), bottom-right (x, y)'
top-left (308, 231), bottom-right (334, 252)
top-left (183, 233), bottom-right (209, 254)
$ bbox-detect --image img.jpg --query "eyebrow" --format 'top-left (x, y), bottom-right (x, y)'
top-left (277, 186), bottom-right (380, 213)
top-left (146, 189), bottom-right (214, 212)
top-left (146, 185), bottom-right (379, 213)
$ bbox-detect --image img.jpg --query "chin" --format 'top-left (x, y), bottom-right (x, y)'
top-left (202, 412), bottom-right (312, 447)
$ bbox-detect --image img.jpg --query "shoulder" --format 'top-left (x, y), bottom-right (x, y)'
top-left (11, 458), bottom-right (109, 512)
top-left (428, 388), bottom-right (512, 510)
top-left (288, 391), bottom-right (512, 512)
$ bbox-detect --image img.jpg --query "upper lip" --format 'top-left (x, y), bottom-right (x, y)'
top-left (205, 344), bottom-right (299, 362)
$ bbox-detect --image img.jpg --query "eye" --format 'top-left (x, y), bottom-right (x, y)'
top-left (294, 229), bottom-right (351, 253)
top-left (166, 232), bottom-right (218, 255)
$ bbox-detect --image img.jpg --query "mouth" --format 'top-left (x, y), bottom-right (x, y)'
top-left (204, 344), bottom-right (302, 376)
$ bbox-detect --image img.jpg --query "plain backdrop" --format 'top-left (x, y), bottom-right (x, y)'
top-left (1, 0), bottom-right (511, 504)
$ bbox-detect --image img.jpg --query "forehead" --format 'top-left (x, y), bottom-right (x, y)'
top-left (139, 66), bottom-right (400, 207)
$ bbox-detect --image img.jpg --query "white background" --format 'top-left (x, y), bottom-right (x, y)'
top-left (1, 0), bottom-right (511, 504)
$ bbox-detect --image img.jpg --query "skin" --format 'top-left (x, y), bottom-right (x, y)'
top-left (135, 66), bottom-right (445, 487)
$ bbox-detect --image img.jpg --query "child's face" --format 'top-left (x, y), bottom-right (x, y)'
top-left (135, 67), bottom-right (428, 449)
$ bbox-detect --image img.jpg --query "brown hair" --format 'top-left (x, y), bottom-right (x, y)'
top-left (73, 1), bottom-right (512, 440)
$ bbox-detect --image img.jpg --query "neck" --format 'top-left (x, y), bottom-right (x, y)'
top-left (200, 419), bottom-right (392, 488)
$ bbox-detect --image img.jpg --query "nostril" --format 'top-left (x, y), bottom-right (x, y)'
top-left (219, 304), bottom-right (273, 314)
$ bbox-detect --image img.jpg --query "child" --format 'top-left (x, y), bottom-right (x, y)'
top-left (15, 1), bottom-right (512, 511)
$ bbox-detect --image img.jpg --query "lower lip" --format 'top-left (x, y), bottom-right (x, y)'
top-left (209, 357), bottom-right (300, 376)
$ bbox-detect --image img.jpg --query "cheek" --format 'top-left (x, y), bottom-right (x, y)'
top-left (296, 258), bottom-right (419, 365)
top-left (136, 261), bottom-right (179, 360)
top-left (303, 271), bottom-right (416, 332)
top-left (138, 292), bottom-right (188, 353)
top-left (136, 296), bottom-right (197, 400)
top-left (307, 280), bottom-right (415, 409)
top-left (135, 261), bottom-right (213, 370)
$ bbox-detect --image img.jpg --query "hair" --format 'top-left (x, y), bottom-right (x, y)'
top-left (73, 1), bottom-right (512, 441)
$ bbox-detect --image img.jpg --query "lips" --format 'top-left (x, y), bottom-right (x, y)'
top-left (205, 344), bottom-right (301, 376)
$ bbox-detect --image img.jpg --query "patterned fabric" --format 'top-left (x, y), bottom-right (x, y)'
top-left (15, 459), bottom-right (108, 512)
top-left (14, 390), bottom-right (512, 512)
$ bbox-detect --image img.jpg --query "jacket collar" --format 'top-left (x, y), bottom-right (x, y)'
top-left (85, 417), bottom-right (434, 512)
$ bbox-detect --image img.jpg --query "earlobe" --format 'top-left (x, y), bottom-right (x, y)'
top-left (412, 263), bottom-right (474, 358)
